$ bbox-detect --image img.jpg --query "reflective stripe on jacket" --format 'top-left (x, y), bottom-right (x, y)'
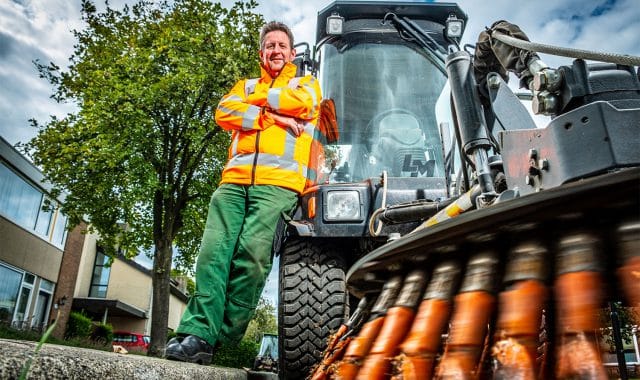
top-left (215, 62), bottom-right (322, 194)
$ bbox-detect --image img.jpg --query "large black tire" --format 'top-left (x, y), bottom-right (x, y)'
top-left (278, 238), bottom-right (348, 379)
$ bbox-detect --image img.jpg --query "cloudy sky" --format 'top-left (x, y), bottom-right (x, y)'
top-left (2, 0), bottom-right (639, 306)
top-left (2, 0), bottom-right (639, 147)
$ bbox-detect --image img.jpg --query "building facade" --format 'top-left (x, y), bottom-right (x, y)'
top-left (0, 136), bottom-right (187, 340)
top-left (72, 230), bottom-right (188, 335)
top-left (0, 136), bottom-right (72, 334)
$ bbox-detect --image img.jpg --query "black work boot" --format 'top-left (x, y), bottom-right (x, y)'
top-left (165, 335), bottom-right (184, 350)
top-left (165, 335), bottom-right (215, 365)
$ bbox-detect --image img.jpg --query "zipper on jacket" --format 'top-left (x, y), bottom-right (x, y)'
top-left (251, 76), bottom-right (278, 185)
top-left (251, 131), bottom-right (260, 185)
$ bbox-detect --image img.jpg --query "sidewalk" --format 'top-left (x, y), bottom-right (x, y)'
top-left (0, 338), bottom-right (248, 379)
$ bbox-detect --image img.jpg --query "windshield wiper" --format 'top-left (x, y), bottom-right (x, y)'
top-left (383, 12), bottom-right (447, 73)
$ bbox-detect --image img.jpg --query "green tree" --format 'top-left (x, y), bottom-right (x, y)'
top-left (211, 297), bottom-right (276, 368)
top-left (599, 302), bottom-right (639, 353)
top-left (26, 0), bottom-right (264, 356)
top-left (213, 339), bottom-right (260, 369)
top-left (244, 297), bottom-right (277, 343)
top-left (170, 268), bottom-right (195, 296)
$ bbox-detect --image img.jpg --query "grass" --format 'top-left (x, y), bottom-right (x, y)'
top-left (1, 314), bottom-right (115, 379)
top-left (18, 314), bottom-right (57, 380)
top-left (0, 321), bottom-right (111, 352)
top-left (0, 311), bottom-right (116, 380)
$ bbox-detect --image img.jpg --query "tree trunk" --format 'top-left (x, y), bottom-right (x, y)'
top-left (147, 239), bottom-right (173, 357)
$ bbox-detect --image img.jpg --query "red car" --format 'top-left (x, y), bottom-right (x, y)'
top-left (112, 331), bottom-right (150, 352)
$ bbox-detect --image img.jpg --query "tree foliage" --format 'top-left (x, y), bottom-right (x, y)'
top-left (26, 0), bottom-right (264, 355)
top-left (599, 302), bottom-right (639, 353)
top-left (170, 268), bottom-right (195, 296)
top-left (213, 339), bottom-right (260, 369)
top-left (244, 297), bottom-right (277, 343)
top-left (212, 297), bottom-right (277, 368)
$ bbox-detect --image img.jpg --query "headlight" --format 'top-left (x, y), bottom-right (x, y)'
top-left (326, 13), bottom-right (344, 35)
top-left (325, 190), bottom-right (361, 221)
top-left (445, 14), bottom-right (464, 39)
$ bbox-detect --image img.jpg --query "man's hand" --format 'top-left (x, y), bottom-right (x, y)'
top-left (267, 110), bottom-right (304, 137)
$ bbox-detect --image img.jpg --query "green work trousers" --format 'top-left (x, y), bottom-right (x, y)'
top-left (176, 183), bottom-right (297, 347)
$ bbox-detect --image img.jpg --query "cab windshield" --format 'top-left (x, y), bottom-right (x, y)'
top-left (318, 35), bottom-right (448, 183)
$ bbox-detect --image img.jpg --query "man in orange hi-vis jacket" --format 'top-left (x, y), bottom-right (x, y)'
top-left (165, 21), bottom-right (322, 365)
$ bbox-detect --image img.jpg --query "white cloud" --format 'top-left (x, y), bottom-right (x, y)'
top-left (0, 0), bottom-right (80, 145)
top-left (2, 0), bottom-right (638, 146)
top-left (1, 0), bottom-right (639, 305)
top-left (1, 1), bottom-right (80, 64)
top-left (456, 0), bottom-right (639, 66)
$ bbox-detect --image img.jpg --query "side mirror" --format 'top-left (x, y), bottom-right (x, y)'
top-left (294, 42), bottom-right (315, 76)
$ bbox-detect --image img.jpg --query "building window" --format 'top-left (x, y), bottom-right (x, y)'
top-left (89, 249), bottom-right (111, 298)
top-left (31, 278), bottom-right (54, 330)
top-left (14, 273), bottom-right (35, 328)
top-left (51, 209), bottom-right (68, 246)
top-left (0, 263), bottom-right (22, 324)
top-left (0, 162), bottom-right (42, 230)
top-left (0, 262), bottom-right (55, 330)
top-left (34, 197), bottom-right (53, 237)
top-left (0, 161), bottom-right (68, 248)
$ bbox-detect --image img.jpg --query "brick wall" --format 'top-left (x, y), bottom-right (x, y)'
top-left (49, 222), bottom-right (87, 340)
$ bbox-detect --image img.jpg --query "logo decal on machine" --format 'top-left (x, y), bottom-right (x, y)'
top-left (402, 154), bottom-right (435, 177)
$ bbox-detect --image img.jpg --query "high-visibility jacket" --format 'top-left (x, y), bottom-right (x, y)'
top-left (215, 62), bottom-right (322, 194)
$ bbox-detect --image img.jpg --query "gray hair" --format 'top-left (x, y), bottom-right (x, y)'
top-left (260, 21), bottom-right (294, 50)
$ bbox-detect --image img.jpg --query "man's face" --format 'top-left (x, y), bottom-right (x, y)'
top-left (260, 30), bottom-right (296, 77)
